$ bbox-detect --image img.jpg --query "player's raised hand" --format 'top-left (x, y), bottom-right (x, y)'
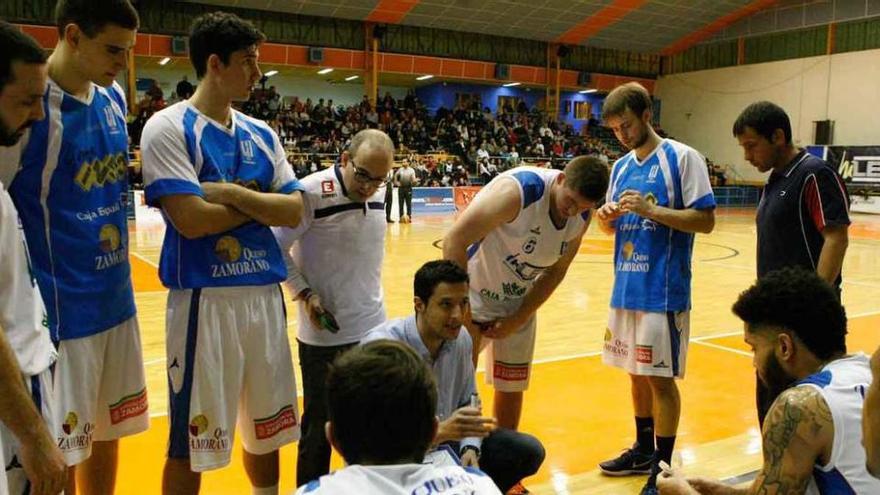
top-left (597, 201), bottom-right (625, 222)
top-left (618, 190), bottom-right (654, 217)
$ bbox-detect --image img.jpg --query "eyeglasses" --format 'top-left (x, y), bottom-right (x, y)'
top-left (351, 161), bottom-right (387, 187)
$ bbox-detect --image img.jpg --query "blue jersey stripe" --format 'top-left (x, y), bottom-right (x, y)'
top-left (512, 171), bottom-right (545, 210)
top-left (663, 142), bottom-right (684, 210)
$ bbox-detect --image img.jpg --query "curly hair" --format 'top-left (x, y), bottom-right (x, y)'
top-left (188, 12), bottom-right (265, 79)
top-left (732, 267), bottom-right (846, 360)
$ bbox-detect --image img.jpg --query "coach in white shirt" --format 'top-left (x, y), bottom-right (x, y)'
top-left (274, 129), bottom-right (393, 487)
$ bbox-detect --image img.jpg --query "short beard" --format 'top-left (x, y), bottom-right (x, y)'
top-left (0, 119), bottom-right (33, 147)
top-left (761, 352), bottom-right (797, 399)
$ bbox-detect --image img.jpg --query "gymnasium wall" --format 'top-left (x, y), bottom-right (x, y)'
top-left (655, 47), bottom-right (880, 183)
top-left (135, 66), bottom-right (409, 106)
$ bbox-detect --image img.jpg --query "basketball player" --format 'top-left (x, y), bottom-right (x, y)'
top-left (657, 268), bottom-right (880, 495)
top-left (0, 21), bottom-right (67, 495)
top-left (597, 82), bottom-right (715, 495)
top-left (3, 2), bottom-right (148, 494)
top-left (140, 12), bottom-right (304, 495)
top-left (443, 156), bottom-right (609, 432)
top-left (865, 346), bottom-right (880, 479)
top-left (296, 340), bottom-right (502, 494)
top-left (362, 260), bottom-right (545, 493)
top-left (272, 128), bottom-right (392, 486)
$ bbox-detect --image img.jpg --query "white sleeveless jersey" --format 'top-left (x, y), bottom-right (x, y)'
top-left (295, 463), bottom-right (502, 494)
top-left (798, 354), bottom-right (880, 495)
top-left (467, 167), bottom-right (588, 317)
top-left (0, 179), bottom-right (55, 376)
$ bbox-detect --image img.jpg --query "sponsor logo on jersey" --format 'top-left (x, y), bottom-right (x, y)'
top-left (502, 281), bottom-right (526, 298)
top-left (58, 412), bottom-right (94, 452)
top-left (493, 362), bottom-right (529, 381)
top-left (617, 241), bottom-right (650, 273)
top-left (321, 180), bottom-right (335, 194)
top-left (254, 404), bottom-right (297, 440)
top-left (479, 288), bottom-right (500, 301)
top-left (411, 472), bottom-right (482, 495)
top-left (211, 236), bottom-right (271, 278)
top-left (641, 219), bottom-right (658, 231)
top-left (189, 414), bottom-right (230, 453)
top-left (96, 223), bottom-right (127, 270)
top-left (636, 345), bottom-right (653, 364)
top-left (108, 388), bottom-right (148, 425)
top-left (502, 254), bottom-right (548, 282)
top-left (74, 152), bottom-right (127, 192)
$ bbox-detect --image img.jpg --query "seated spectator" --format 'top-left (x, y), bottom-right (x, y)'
top-left (658, 268), bottom-right (880, 495)
top-left (296, 339), bottom-right (502, 494)
top-left (362, 260), bottom-right (545, 494)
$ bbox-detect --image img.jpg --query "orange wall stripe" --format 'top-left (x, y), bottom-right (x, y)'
top-left (367, 0), bottom-right (420, 24)
top-left (556, 0), bottom-right (646, 45)
top-left (12, 24), bottom-right (654, 91)
top-left (660, 0), bottom-right (780, 56)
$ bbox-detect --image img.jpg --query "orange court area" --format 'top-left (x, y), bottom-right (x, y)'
top-left (118, 208), bottom-right (880, 494)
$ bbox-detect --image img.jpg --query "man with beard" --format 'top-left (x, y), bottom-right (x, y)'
top-left (362, 260), bottom-right (545, 494)
top-left (273, 128), bottom-right (393, 487)
top-left (733, 101), bottom-right (850, 426)
top-left (0, 21), bottom-right (67, 495)
top-left (596, 82), bottom-right (716, 495)
top-left (657, 267), bottom-right (880, 495)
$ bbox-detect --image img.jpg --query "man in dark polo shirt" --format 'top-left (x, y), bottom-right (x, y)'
top-left (733, 100), bottom-right (850, 425)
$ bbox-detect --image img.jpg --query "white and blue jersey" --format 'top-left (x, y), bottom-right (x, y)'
top-left (140, 101), bottom-right (302, 289)
top-left (606, 139), bottom-right (715, 312)
top-left (7, 80), bottom-right (134, 341)
top-left (797, 355), bottom-right (880, 495)
top-left (467, 167), bottom-right (588, 316)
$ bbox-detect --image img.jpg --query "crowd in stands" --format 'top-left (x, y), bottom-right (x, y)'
top-left (128, 76), bottom-right (728, 186)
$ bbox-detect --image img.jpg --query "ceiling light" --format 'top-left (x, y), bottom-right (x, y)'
top-left (317, 68), bottom-right (334, 74)
top-left (264, 70), bottom-right (279, 77)
top-left (345, 75), bottom-right (359, 81)
top-left (503, 82), bottom-right (521, 87)
top-left (158, 57), bottom-right (171, 66)
top-left (416, 75), bottom-right (434, 81)
top-left (579, 89), bottom-right (597, 94)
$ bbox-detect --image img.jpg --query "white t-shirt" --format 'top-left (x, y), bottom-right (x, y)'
top-left (273, 165), bottom-right (386, 346)
top-left (295, 463), bottom-right (502, 495)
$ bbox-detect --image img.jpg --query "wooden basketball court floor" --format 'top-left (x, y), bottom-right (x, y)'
top-left (118, 207), bottom-right (880, 494)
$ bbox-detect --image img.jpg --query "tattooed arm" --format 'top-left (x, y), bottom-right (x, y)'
top-left (662, 386), bottom-right (832, 495)
top-left (749, 385), bottom-right (833, 494)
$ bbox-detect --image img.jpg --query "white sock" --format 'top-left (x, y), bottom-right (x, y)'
top-left (252, 485), bottom-right (278, 495)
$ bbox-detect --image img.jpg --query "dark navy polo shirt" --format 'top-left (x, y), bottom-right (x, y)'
top-left (756, 150), bottom-right (850, 287)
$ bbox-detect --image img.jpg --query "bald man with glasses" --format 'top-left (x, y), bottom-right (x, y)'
top-left (273, 129), bottom-right (394, 487)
